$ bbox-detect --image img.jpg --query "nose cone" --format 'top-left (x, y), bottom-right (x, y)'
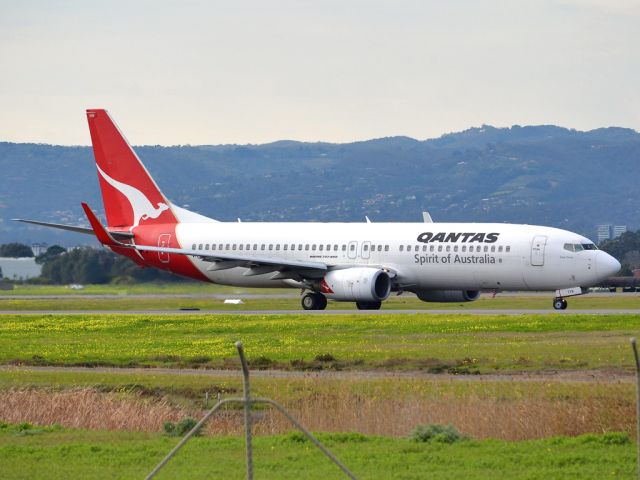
top-left (595, 252), bottom-right (621, 279)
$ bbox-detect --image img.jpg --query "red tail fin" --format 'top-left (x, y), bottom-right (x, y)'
top-left (86, 109), bottom-right (176, 230)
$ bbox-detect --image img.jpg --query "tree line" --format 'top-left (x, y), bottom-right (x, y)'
top-left (0, 243), bottom-right (187, 284)
top-left (599, 230), bottom-right (640, 276)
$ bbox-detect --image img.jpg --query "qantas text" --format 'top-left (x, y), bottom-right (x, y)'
top-left (417, 232), bottom-right (500, 243)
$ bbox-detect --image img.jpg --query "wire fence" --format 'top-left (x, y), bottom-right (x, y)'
top-left (145, 341), bottom-right (357, 480)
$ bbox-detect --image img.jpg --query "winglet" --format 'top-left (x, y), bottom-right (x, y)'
top-left (81, 202), bottom-right (122, 246)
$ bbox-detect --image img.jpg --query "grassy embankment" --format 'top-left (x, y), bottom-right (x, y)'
top-left (1, 313), bottom-right (639, 372)
top-left (0, 424), bottom-right (634, 480)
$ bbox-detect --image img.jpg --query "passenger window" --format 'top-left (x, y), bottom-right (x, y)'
top-left (446, 245), bottom-right (450, 252)
top-left (261, 244), bottom-right (265, 250)
top-left (327, 244), bottom-right (331, 250)
top-left (284, 244), bottom-right (288, 251)
top-left (198, 244), bottom-right (203, 250)
top-left (312, 244), bottom-right (317, 251)
top-left (498, 246), bottom-right (502, 252)
top-left (291, 244), bottom-right (295, 251)
top-left (246, 244), bottom-right (250, 250)
top-left (226, 244), bottom-right (230, 250)
top-left (491, 246), bottom-right (495, 252)
top-left (205, 244), bottom-right (209, 250)
top-left (299, 244), bottom-right (303, 250)
top-left (212, 244), bottom-right (217, 250)
top-left (506, 246), bottom-right (510, 252)
top-left (399, 245), bottom-right (404, 252)
top-left (454, 246), bottom-right (458, 252)
top-left (363, 245), bottom-right (368, 251)
top-left (484, 246), bottom-right (488, 252)
top-left (305, 244), bottom-right (310, 251)
top-left (253, 244), bottom-right (257, 250)
top-left (438, 245), bottom-right (442, 252)
top-left (430, 245), bottom-right (434, 252)
top-left (378, 245), bottom-right (382, 252)
top-left (350, 244), bottom-right (355, 251)
top-left (462, 245), bottom-right (466, 252)
top-left (219, 244), bottom-right (223, 250)
top-left (192, 243), bottom-right (196, 250)
top-left (334, 245), bottom-right (339, 251)
top-left (319, 245), bottom-right (324, 251)
top-left (233, 244), bottom-right (237, 250)
top-left (384, 245), bottom-right (389, 252)
top-left (239, 244), bottom-right (243, 250)
top-left (469, 246), bottom-right (474, 252)
top-left (276, 244), bottom-right (280, 250)
top-left (269, 244), bottom-right (273, 250)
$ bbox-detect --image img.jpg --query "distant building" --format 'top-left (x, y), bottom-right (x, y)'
top-left (0, 258), bottom-right (42, 280)
top-left (596, 224), bottom-right (612, 244)
top-left (31, 242), bottom-right (48, 257)
top-left (613, 225), bottom-right (627, 239)
top-left (596, 224), bottom-right (628, 243)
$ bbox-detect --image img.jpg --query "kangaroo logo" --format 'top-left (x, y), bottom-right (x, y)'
top-left (96, 165), bottom-right (169, 230)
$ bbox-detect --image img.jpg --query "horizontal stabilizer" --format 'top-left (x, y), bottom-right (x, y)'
top-left (12, 218), bottom-right (134, 239)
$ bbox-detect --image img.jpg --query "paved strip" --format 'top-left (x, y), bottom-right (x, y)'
top-left (0, 365), bottom-right (632, 383)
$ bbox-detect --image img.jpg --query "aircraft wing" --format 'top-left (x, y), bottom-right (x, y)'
top-left (135, 244), bottom-right (327, 278)
top-left (79, 202), bottom-right (327, 280)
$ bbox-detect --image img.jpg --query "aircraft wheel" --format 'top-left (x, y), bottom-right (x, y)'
top-left (561, 299), bottom-right (568, 310)
top-left (356, 301), bottom-right (382, 310)
top-left (301, 293), bottom-right (327, 310)
top-left (553, 298), bottom-right (564, 310)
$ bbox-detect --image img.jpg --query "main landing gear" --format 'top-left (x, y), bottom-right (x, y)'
top-left (301, 292), bottom-right (327, 310)
top-left (356, 301), bottom-right (382, 310)
top-left (553, 298), bottom-right (568, 310)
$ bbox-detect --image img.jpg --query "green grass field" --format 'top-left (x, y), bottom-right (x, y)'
top-left (1, 313), bottom-right (640, 372)
top-left (0, 425), bottom-right (633, 479)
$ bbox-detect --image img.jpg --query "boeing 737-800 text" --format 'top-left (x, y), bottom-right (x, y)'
top-left (15, 110), bottom-right (621, 311)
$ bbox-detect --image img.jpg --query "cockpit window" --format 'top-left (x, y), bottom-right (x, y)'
top-left (564, 242), bottom-right (597, 252)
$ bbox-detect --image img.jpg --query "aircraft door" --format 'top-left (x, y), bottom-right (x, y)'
top-left (158, 234), bottom-right (171, 263)
top-left (362, 241), bottom-right (371, 260)
top-left (348, 241), bottom-right (358, 260)
top-left (531, 235), bottom-right (547, 266)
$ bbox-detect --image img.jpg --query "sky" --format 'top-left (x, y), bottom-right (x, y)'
top-left (0, 0), bottom-right (639, 145)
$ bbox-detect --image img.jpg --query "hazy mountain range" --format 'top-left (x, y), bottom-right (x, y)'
top-left (1, 124), bottom-right (639, 246)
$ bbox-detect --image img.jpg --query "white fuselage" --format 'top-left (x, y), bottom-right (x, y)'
top-left (174, 222), bottom-right (619, 292)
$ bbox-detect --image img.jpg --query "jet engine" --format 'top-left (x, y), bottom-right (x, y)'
top-left (321, 267), bottom-right (391, 302)
top-left (415, 289), bottom-right (481, 303)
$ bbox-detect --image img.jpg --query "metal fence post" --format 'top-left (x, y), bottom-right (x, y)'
top-left (236, 341), bottom-right (253, 480)
top-left (631, 338), bottom-right (640, 480)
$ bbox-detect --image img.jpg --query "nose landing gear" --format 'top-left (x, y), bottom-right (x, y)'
top-left (553, 298), bottom-right (568, 310)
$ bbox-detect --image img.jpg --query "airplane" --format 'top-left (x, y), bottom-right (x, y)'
top-left (15, 109), bottom-right (621, 311)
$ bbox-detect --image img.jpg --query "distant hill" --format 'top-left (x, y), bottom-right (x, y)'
top-left (1, 125), bottom-right (639, 245)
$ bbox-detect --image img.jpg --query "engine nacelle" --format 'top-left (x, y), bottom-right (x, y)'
top-left (416, 289), bottom-right (481, 303)
top-left (321, 268), bottom-right (391, 302)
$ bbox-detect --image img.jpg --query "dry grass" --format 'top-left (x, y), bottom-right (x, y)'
top-left (0, 387), bottom-right (633, 440)
top-left (0, 388), bottom-right (185, 432)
